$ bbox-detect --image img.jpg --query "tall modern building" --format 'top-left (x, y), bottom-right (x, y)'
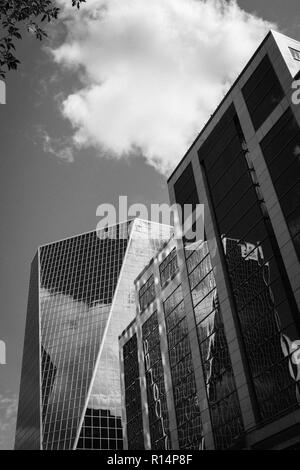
top-left (16, 29), bottom-right (300, 451)
top-left (15, 219), bottom-right (172, 450)
top-left (120, 233), bottom-right (300, 450)
top-left (166, 30), bottom-right (300, 448)
top-left (119, 236), bottom-right (245, 450)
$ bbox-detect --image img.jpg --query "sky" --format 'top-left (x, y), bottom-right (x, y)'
top-left (0, 0), bottom-right (300, 450)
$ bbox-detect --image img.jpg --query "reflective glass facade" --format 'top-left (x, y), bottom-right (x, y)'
top-left (120, 239), bottom-right (209, 450)
top-left (168, 32), bottom-right (300, 449)
top-left (120, 237), bottom-right (246, 449)
top-left (122, 221), bottom-right (299, 448)
top-left (41, 224), bottom-right (127, 450)
top-left (15, 219), bottom-right (172, 450)
top-left (139, 275), bottom-right (155, 312)
top-left (185, 241), bottom-right (243, 449)
top-left (163, 285), bottom-right (204, 450)
top-left (142, 312), bottom-right (170, 449)
top-left (224, 238), bottom-right (300, 419)
top-left (159, 248), bottom-right (178, 287)
top-left (123, 334), bottom-right (144, 450)
top-left (199, 105), bottom-right (300, 423)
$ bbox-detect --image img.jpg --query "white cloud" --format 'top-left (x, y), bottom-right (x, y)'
top-left (37, 127), bottom-right (74, 163)
top-left (39, 290), bottom-right (113, 432)
top-left (40, 289), bottom-right (123, 415)
top-left (40, 290), bottom-right (110, 369)
top-left (53, 0), bottom-right (275, 175)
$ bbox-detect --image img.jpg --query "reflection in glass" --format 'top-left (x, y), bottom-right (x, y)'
top-left (121, 334), bottom-right (144, 450)
top-left (16, 220), bottom-right (172, 450)
top-left (199, 105), bottom-right (300, 423)
top-left (164, 286), bottom-right (204, 450)
top-left (187, 242), bottom-right (243, 449)
top-left (139, 274), bottom-right (155, 311)
top-left (159, 249), bottom-right (178, 287)
top-left (142, 312), bottom-right (170, 450)
top-left (224, 238), bottom-right (300, 420)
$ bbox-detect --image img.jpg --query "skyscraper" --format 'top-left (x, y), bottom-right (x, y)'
top-left (15, 219), bottom-right (172, 450)
top-left (119, 236), bottom-right (244, 450)
top-left (167, 30), bottom-right (300, 448)
top-left (120, 234), bottom-right (299, 450)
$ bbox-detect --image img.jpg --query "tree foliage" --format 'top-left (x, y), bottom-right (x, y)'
top-left (0, 0), bottom-right (86, 79)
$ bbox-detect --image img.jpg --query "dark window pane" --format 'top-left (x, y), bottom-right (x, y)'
top-left (260, 108), bottom-right (300, 260)
top-left (242, 55), bottom-right (284, 130)
top-left (174, 162), bottom-right (199, 210)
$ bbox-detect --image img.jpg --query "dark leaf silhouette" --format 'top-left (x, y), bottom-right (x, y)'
top-left (0, 0), bottom-right (86, 79)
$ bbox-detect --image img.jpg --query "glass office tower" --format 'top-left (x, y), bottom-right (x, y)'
top-left (15, 219), bottom-right (172, 450)
top-left (167, 31), bottom-right (300, 448)
top-left (120, 235), bottom-right (298, 450)
top-left (119, 237), bottom-right (244, 450)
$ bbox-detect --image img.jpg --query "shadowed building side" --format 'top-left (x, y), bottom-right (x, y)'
top-left (15, 253), bottom-right (41, 449)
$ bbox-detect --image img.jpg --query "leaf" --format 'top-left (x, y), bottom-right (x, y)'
top-left (0, 0), bottom-right (83, 77)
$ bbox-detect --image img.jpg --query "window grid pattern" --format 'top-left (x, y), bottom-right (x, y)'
top-left (187, 243), bottom-right (244, 449)
top-left (225, 238), bottom-right (300, 419)
top-left (163, 286), bottom-right (204, 450)
top-left (123, 334), bottom-right (144, 450)
top-left (40, 224), bottom-right (130, 450)
top-left (139, 275), bottom-right (155, 311)
top-left (142, 311), bottom-right (170, 450)
top-left (76, 222), bottom-right (172, 450)
top-left (159, 248), bottom-right (179, 287)
top-left (36, 220), bottom-right (172, 450)
top-left (199, 105), bottom-right (300, 423)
